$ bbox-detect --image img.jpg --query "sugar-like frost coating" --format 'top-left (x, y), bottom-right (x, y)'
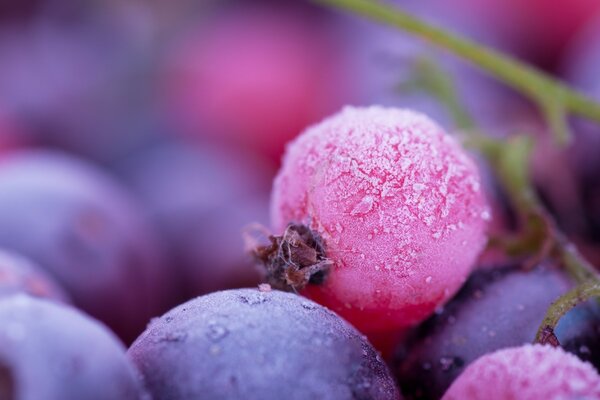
top-left (271, 106), bottom-right (489, 333)
top-left (442, 344), bottom-right (600, 400)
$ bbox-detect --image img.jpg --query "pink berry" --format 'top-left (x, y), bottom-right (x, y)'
top-left (162, 3), bottom-right (354, 160)
top-left (269, 106), bottom-right (489, 336)
top-left (442, 344), bottom-right (600, 400)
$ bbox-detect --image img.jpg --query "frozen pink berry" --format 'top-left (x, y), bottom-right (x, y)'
top-left (267, 106), bottom-right (489, 337)
top-left (442, 344), bottom-right (600, 400)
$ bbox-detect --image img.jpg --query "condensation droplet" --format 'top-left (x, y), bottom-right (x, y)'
top-left (206, 322), bottom-right (229, 342)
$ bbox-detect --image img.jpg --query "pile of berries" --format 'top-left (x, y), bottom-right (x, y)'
top-left (1, 104), bottom-right (599, 400)
top-left (1, 1), bottom-right (600, 399)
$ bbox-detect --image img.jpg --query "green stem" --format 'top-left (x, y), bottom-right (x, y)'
top-left (535, 280), bottom-right (600, 345)
top-left (313, 0), bottom-right (600, 142)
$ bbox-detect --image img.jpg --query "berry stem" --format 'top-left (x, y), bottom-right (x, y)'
top-left (312, 0), bottom-right (600, 143)
top-left (535, 280), bottom-right (600, 345)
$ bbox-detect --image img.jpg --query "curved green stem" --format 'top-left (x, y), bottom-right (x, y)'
top-left (535, 280), bottom-right (600, 345)
top-left (313, 0), bottom-right (600, 142)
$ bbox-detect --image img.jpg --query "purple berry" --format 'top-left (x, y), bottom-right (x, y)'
top-left (0, 249), bottom-right (69, 302)
top-left (120, 141), bottom-right (272, 298)
top-left (396, 264), bottom-right (600, 399)
top-left (0, 150), bottom-right (171, 342)
top-left (128, 288), bottom-right (401, 400)
top-left (0, 295), bottom-right (146, 400)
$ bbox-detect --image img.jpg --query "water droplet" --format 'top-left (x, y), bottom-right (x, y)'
top-left (425, 276), bottom-right (433, 284)
top-left (481, 210), bottom-right (491, 221)
top-left (206, 322), bottom-right (229, 342)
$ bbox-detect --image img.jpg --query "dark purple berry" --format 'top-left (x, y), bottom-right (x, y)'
top-left (0, 295), bottom-right (146, 400)
top-left (395, 263), bottom-right (600, 399)
top-left (0, 150), bottom-right (171, 342)
top-left (120, 141), bottom-right (272, 298)
top-left (0, 249), bottom-right (69, 302)
top-left (128, 288), bottom-right (401, 400)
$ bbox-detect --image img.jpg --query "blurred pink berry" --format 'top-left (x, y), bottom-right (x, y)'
top-left (162, 3), bottom-right (355, 161)
top-left (442, 344), bottom-right (600, 400)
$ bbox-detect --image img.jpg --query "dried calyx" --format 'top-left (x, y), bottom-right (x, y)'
top-left (251, 223), bottom-right (332, 291)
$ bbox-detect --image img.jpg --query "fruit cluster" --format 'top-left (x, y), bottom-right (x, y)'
top-left (0, 1), bottom-right (600, 400)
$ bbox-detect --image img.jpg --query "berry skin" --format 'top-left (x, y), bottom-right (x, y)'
top-left (128, 288), bottom-right (401, 400)
top-left (396, 263), bottom-right (600, 399)
top-left (270, 106), bottom-right (489, 336)
top-left (442, 344), bottom-right (600, 400)
top-left (0, 150), bottom-right (171, 343)
top-left (0, 249), bottom-right (69, 303)
top-left (0, 295), bottom-right (146, 400)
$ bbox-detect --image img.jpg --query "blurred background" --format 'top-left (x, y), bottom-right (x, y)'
top-left (0, 0), bottom-right (599, 308)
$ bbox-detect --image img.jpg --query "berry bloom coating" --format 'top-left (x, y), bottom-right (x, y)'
top-left (128, 288), bottom-right (400, 400)
top-left (396, 263), bottom-right (600, 399)
top-left (0, 295), bottom-right (146, 400)
top-left (442, 344), bottom-right (600, 400)
top-left (0, 249), bottom-right (69, 303)
top-left (0, 150), bottom-right (170, 343)
top-left (270, 106), bottom-right (489, 334)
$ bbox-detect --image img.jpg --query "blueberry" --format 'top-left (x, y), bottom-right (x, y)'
top-left (119, 141), bottom-right (272, 298)
top-left (0, 150), bottom-right (171, 342)
top-left (396, 264), bottom-right (600, 399)
top-left (128, 288), bottom-right (400, 400)
top-left (0, 295), bottom-right (146, 400)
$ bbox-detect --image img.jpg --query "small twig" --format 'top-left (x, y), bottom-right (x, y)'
top-left (535, 280), bottom-right (600, 345)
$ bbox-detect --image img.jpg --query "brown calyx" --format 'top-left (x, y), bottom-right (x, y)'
top-left (250, 223), bottom-right (332, 292)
